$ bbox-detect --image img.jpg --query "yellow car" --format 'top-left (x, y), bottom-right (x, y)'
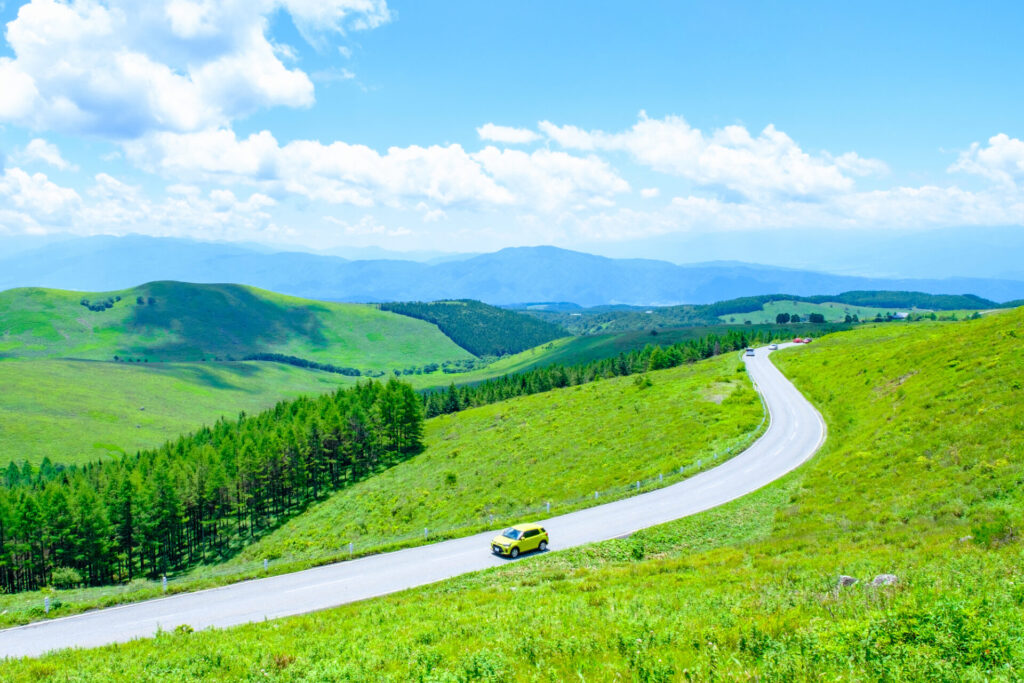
top-left (490, 523), bottom-right (549, 558)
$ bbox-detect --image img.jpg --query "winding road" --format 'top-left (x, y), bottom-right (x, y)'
top-left (0, 344), bottom-right (825, 658)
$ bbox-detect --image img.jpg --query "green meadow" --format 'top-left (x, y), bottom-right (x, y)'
top-left (0, 352), bottom-right (762, 625)
top-left (0, 282), bottom-right (472, 368)
top-left (717, 299), bottom-right (924, 323)
top-left (0, 359), bottom-right (358, 465)
top-left (233, 352), bottom-right (761, 565)
top-left (7, 309), bottom-right (1024, 679)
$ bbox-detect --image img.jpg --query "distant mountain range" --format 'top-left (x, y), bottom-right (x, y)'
top-left (2, 235), bottom-right (1024, 306)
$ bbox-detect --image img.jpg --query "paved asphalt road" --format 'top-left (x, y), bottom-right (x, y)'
top-left (0, 344), bottom-right (825, 658)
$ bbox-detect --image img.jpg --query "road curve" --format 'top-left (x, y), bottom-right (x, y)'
top-left (0, 344), bottom-right (825, 658)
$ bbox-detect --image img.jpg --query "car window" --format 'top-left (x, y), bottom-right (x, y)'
top-left (502, 528), bottom-right (522, 540)
top-left (524, 529), bottom-right (537, 538)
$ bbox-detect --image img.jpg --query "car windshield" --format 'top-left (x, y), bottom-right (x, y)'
top-left (502, 528), bottom-right (523, 540)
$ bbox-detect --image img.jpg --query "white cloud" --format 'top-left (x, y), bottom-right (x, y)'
top-left (76, 173), bottom-right (282, 241)
top-left (950, 133), bottom-right (1024, 188)
top-left (0, 57), bottom-right (38, 120)
top-left (0, 167), bottom-right (81, 227)
top-left (566, 182), bottom-right (1024, 243)
top-left (0, 0), bottom-right (391, 138)
top-left (415, 202), bottom-right (446, 222)
top-left (831, 151), bottom-right (889, 177)
top-left (325, 214), bottom-right (411, 237)
top-left (540, 113), bottom-right (887, 200)
top-left (476, 123), bottom-right (541, 145)
top-left (471, 146), bottom-right (629, 212)
top-left (123, 128), bottom-right (629, 211)
top-left (640, 187), bottom-right (660, 199)
top-left (18, 138), bottom-right (78, 171)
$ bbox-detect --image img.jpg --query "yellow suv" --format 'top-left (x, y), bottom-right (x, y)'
top-left (491, 523), bottom-right (549, 558)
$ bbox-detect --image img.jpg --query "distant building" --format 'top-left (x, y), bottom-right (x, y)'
top-left (893, 311), bottom-right (909, 319)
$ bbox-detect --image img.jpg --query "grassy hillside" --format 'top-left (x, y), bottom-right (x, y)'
top-left (0, 359), bottom-right (357, 465)
top-left (10, 311), bottom-right (1024, 679)
top-left (453, 323), bottom-right (839, 379)
top-left (233, 352), bottom-right (761, 564)
top-left (0, 282), bottom-right (473, 368)
top-left (718, 299), bottom-right (909, 323)
top-left (530, 290), bottom-right (996, 334)
top-left (0, 351), bottom-right (762, 623)
top-left (2, 323), bottom-right (767, 466)
top-left (380, 299), bottom-right (566, 356)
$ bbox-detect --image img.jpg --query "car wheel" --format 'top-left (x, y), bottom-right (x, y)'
top-left (539, 540), bottom-right (548, 552)
top-left (510, 547), bottom-right (520, 558)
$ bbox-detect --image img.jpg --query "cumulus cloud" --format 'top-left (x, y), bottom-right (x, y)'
top-left (565, 182), bottom-right (1024, 243)
top-left (76, 173), bottom-right (283, 241)
top-left (640, 187), bottom-right (660, 199)
top-left (950, 133), bottom-right (1024, 188)
top-left (540, 113), bottom-right (887, 200)
top-left (473, 146), bottom-right (629, 212)
top-left (476, 123), bottom-right (541, 145)
top-left (17, 138), bottom-right (78, 171)
top-left (0, 0), bottom-right (391, 138)
top-left (123, 128), bottom-right (630, 211)
top-left (0, 167), bottom-right (81, 232)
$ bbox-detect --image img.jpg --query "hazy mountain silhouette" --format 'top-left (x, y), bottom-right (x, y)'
top-left (2, 235), bottom-right (1023, 305)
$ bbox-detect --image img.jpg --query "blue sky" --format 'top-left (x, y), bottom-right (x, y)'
top-left (1, 0), bottom-right (1022, 267)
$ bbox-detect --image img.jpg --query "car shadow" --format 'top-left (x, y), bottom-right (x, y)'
top-left (492, 548), bottom-right (550, 561)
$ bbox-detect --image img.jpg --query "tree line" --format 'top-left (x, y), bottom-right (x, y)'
top-left (0, 379), bottom-right (423, 593)
top-left (243, 353), bottom-right (364, 377)
top-left (420, 326), bottom-right (816, 417)
top-left (380, 300), bottom-right (566, 357)
top-left (0, 324), bottom-right (842, 593)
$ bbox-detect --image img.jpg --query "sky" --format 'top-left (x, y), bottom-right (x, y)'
top-left (1, 0), bottom-right (1023, 267)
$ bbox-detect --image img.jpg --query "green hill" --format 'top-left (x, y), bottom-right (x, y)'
top-left (0, 359), bottom-right (357, 465)
top-left (10, 311), bottom-right (1024, 678)
top-left (0, 282), bottom-right (473, 368)
top-left (529, 290), bottom-right (997, 333)
top-left (379, 299), bottom-right (566, 357)
top-left (0, 350), bottom-right (762, 622)
top-left (232, 352), bottom-right (761, 565)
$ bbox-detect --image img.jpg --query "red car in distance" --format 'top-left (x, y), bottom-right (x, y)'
top-left (792, 337), bottom-right (804, 344)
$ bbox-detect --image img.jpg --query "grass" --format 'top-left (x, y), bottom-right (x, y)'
top-left (1, 324), bottom-right (747, 466)
top-left (6, 310), bottom-right (1024, 679)
top-left (0, 359), bottom-right (358, 466)
top-left (456, 323), bottom-right (810, 378)
top-left (231, 352), bottom-right (761, 564)
top-left (717, 299), bottom-right (926, 323)
top-left (0, 282), bottom-right (472, 369)
top-left (0, 352), bottom-right (763, 627)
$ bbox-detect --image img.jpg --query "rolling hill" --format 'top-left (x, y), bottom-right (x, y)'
top-left (0, 281), bottom-right (474, 368)
top-left (7, 310), bottom-right (1023, 678)
top-left (379, 300), bottom-right (565, 356)
top-left (0, 359), bottom-right (358, 465)
top-left (0, 348), bottom-right (763, 624)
